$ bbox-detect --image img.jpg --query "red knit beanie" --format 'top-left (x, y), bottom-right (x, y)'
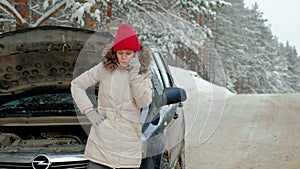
top-left (113, 24), bottom-right (140, 52)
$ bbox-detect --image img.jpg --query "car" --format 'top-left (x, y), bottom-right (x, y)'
top-left (0, 25), bottom-right (187, 169)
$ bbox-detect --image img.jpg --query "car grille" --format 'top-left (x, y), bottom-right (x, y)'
top-left (0, 160), bottom-right (88, 169)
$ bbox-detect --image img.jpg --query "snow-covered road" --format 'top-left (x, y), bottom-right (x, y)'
top-left (170, 66), bottom-right (300, 169)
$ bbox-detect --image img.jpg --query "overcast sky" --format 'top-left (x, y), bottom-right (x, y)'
top-left (244, 0), bottom-right (300, 54)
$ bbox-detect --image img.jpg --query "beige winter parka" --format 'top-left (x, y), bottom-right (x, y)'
top-left (71, 44), bottom-right (152, 168)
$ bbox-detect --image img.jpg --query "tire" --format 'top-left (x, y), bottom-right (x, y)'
top-left (176, 140), bottom-right (185, 169)
top-left (160, 140), bottom-right (185, 169)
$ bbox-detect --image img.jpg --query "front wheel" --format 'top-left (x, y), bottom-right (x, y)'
top-left (160, 140), bottom-right (185, 169)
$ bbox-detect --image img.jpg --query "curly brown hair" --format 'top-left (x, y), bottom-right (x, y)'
top-left (101, 43), bottom-right (152, 74)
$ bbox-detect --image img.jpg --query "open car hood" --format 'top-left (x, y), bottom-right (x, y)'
top-left (0, 26), bottom-right (114, 104)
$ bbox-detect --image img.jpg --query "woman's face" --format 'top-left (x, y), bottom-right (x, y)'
top-left (116, 50), bottom-right (135, 67)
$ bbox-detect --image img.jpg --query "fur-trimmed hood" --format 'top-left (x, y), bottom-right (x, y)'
top-left (101, 43), bottom-right (152, 74)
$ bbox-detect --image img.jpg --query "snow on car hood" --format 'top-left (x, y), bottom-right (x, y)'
top-left (0, 26), bottom-right (114, 104)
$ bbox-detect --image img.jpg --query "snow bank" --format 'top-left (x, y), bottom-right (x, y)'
top-left (169, 66), bottom-right (234, 97)
top-left (169, 66), bottom-right (235, 144)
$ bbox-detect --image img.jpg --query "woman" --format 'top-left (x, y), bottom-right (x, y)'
top-left (71, 24), bottom-right (153, 169)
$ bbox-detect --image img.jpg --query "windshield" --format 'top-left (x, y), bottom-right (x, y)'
top-left (0, 93), bottom-right (97, 118)
top-left (2, 93), bottom-right (73, 107)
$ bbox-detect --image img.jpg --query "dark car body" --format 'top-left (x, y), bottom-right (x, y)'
top-left (0, 26), bottom-right (187, 169)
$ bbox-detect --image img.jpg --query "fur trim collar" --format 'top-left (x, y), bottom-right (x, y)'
top-left (102, 43), bottom-right (152, 74)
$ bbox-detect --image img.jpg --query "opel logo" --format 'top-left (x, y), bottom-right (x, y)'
top-left (31, 154), bottom-right (51, 169)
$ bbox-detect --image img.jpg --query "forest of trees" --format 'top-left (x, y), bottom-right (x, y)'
top-left (1, 0), bottom-right (299, 94)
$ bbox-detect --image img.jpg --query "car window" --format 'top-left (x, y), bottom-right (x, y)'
top-left (153, 52), bottom-right (172, 87)
top-left (149, 59), bottom-right (164, 95)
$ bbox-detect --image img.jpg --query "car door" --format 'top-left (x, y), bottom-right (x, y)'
top-left (152, 52), bottom-right (185, 164)
top-left (141, 49), bottom-right (185, 165)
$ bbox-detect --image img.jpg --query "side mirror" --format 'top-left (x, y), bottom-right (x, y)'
top-left (160, 87), bottom-right (187, 106)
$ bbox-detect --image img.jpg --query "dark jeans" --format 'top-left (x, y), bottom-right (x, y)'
top-left (88, 161), bottom-right (138, 169)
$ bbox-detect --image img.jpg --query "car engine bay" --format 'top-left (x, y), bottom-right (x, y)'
top-left (0, 125), bottom-right (88, 153)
